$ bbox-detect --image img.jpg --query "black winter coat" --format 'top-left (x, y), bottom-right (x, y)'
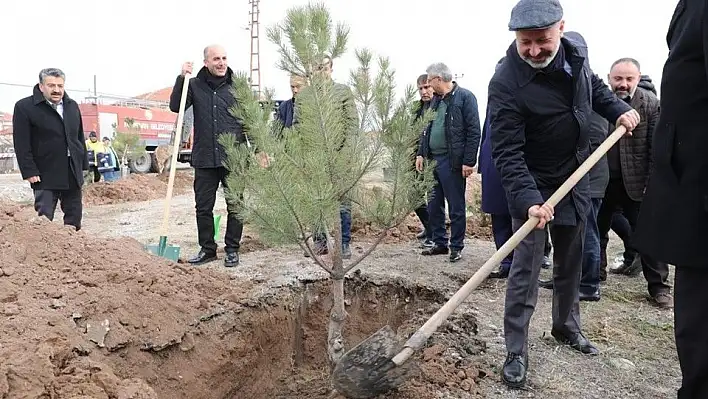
top-left (169, 67), bottom-right (246, 168)
top-left (634, 0), bottom-right (708, 267)
top-left (12, 86), bottom-right (88, 190)
top-left (417, 83), bottom-right (481, 170)
top-left (487, 32), bottom-right (632, 225)
top-left (587, 112), bottom-right (609, 199)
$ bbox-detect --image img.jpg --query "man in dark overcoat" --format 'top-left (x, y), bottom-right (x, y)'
top-left (487, 0), bottom-right (639, 388)
top-left (634, 0), bottom-right (708, 396)
top-left (13, 68), bottom-right (88, 230)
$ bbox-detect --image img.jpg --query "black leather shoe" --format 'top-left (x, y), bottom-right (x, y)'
top-left (551, 330), bottom-right (599, 355)
top-left (188, 251), bottom-right (217, 265)
top-left (501, 352), bottom-right (527, 389)
top-left (304, 243), bottom-right (328, 257)
top-left (538, 279), bottom-right (553, 290)
top-left (489, 267), bottom-right (509, 279)
top-left (449, 250), bottom-right (462, 262)
top-left (579, 289), bottom-right (600, 302)
top-left (342, 244), bottom-right (352, 259)
top-left (224, 252), bottom-right (239, 268)
top-left (422, 245), bottom-right (449, 256)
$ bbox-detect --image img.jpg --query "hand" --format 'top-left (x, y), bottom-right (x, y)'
top-left (528, 203), bottom-right (554, 229)
top-left (616, 109), bottom-right (640, 135)
top-left (415, 156), bottom-right (424, 172)
top-left (25, 176), bottom-right (40, 184)
top-left (256, 152), bottom-right (270, 168)
top-left (181, 62), bottom-right (193, 77)
top-left (462, 165), bottom-right (474, 178)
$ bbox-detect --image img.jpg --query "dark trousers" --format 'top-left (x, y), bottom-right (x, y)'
top-left (597, 178), bottom-right (671, 296)
top-left (580, 198), bottom-right (602, 294)
top-left (505, 218), bottom-right (584, 355)
top-left (600, 210), bottom-right (635, 268)
top-left (194, 167), bottom-right (243, 255)
top-left (491, 213), bottom-right (513, 272)
top-left (428, 154), bottom-right (466, 251)
top-left (33, 178), bottom-right (83, 230)
top-left (544, 225), bottom-right (552, 257)
top-left (675, 266), bottom-right (708, 399)
top-left (414, 204), bottom-right (431, 240)
top-left (313, 203), bottom-right (352, 246)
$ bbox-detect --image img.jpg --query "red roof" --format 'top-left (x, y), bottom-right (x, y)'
top-left (133, 87), bottom-right (173, 102)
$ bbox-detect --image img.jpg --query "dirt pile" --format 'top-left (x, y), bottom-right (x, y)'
top-left (0, 202), bottom-right (241, 398)
top-left (83, 172), bottom-right (193, 206)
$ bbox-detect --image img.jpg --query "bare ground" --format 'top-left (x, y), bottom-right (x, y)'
top-left (0, 171), bottom-right (680, 398)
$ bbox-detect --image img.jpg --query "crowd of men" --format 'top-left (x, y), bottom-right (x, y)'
top-left (11, 0), bottom-right (707, 396)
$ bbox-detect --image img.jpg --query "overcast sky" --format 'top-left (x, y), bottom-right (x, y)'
top-left (1, 0), bottom-right (677, 117)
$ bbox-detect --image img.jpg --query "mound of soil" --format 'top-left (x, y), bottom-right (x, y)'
top-left (83, 172), bottom-right (193, 206)
top-left (0, 202), bottom-right (241, 398)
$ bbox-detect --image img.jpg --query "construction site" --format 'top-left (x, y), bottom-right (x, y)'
top-left (0, 1), bottom-right (681, 399)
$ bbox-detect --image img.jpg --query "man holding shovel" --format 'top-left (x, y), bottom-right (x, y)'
top-left (170, 44), bottom-right (252, 268)
top-left (488, 0), bottom-right (639, 388)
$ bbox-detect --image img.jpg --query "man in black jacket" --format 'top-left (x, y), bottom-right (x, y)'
top-left (13, 68), bottom-right (88, 230)
top-left (634, 1), bottom-right (708, 396)
top-left (415, 63), bottom-right (481, 263)
top-left (170, 44), bottom-right (249, 268)
top-left (488, 0), bottom-right (639, 388)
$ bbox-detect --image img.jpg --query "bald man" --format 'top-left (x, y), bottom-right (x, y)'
top-left (170, 44), bottom-right (248, 268)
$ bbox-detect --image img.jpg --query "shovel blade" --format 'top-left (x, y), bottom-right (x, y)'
top-left (331, 326), bottom-right (418, 398)
top-left (146, 237), bottom-right (181, 262)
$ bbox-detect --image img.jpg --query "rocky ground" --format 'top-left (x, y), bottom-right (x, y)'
top-left (0, 171), bottom-right (680, 399)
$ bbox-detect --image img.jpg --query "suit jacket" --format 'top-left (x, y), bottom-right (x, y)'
top-left (12, 85), bottom-right (88, 190)
top-left (634, 0), bottom-right (708, 267)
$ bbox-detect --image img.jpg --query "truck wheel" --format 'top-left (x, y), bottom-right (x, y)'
top-left (128, 153), bottom-right (152, 174)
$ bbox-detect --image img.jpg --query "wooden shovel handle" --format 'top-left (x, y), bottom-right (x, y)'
top-left (392, 125), bottom-right (628, 366)
top-left (160, 73), bottom-right (191, 237)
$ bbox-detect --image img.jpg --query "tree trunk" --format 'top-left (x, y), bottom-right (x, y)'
top-left (327, 215), bottom-right (347, 367)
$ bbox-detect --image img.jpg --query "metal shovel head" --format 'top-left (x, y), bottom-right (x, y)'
top-left (331, 325), bottom-right (418, 398)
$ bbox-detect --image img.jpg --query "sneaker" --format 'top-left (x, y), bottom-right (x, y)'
top-left (342, 244), bottom-right (352, 259)
top-left (449, 250), bottom-right (462, 263)
top-left (420, 239), bottom-right (434, 249)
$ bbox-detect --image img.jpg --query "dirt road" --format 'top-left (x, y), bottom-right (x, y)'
top-left (0, 174), bottom-right (680, 398)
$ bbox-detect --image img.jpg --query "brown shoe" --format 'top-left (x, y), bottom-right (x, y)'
top-left (652, 292), bottom-right (674, 309)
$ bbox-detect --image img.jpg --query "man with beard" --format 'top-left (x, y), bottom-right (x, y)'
top-left (12, 68), bottom-right (88, 231)
top-left (487, 0), bottom-right (639, 388)
top-left (413, 74), bottom-right (434, 248)
top-left (598, 58), bottom-right (671, 308)
top-left (170, 45), bottom-right (251, 268)
top-left (634, 0), bottom-right (708, 396)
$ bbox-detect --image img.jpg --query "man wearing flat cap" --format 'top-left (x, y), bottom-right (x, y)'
top-left (487, 0), bottom-right (640, 389)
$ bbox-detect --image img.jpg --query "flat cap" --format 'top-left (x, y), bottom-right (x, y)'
top-left (508, 0), bottom-right (563, 31)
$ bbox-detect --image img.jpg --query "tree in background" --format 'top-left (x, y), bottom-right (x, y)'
top-left (111, 117), bottom-right (145, 171)
top-left (220, 2), bottom-right (435, 368)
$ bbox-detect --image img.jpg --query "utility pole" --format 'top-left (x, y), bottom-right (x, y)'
top-left (248, 0), bottom-right (261, 98)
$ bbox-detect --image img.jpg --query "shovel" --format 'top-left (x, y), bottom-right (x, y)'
top-left (331, 125), bottom-right (629, 398)
top-left (146, 72), bottom-right (191, 262)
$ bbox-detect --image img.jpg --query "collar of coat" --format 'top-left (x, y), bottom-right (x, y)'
top-left (32, 84), bottom-right (72, 106)
top-left (432, 81), bottom-right (460, 103)
top-left (506, 31), bottom-right (589, 87)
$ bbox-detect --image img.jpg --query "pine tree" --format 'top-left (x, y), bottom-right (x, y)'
top-left (220, 2), bottom-right (436, 367)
